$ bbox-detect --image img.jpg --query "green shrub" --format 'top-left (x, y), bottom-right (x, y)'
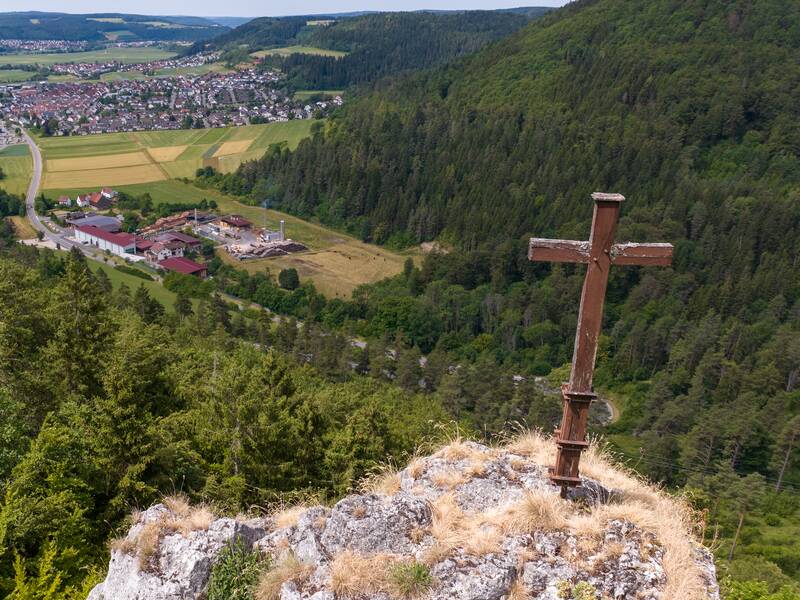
top-left (389, 561), bottom-right (432, 597)
top-left (207, 540), bottom-right (263, 600)
top-left (114, 264), bottom-right (154, 281)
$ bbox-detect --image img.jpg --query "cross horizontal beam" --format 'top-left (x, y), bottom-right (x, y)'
top-left (529, 238), bottom-right (674, 267)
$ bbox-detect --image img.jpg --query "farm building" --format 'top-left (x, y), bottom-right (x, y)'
top-left (155, 231), bottom-right (202, 251)
top-left (75, 225), bottom-right (136, 257)
top-left (66, 214), bottom-right (122, 232)
top-left (158, 256), bottom-right (207, 278)
top-left (212, 214), bottom-right (252, 235)
top-left (145, 241), bottom-right (185, 264)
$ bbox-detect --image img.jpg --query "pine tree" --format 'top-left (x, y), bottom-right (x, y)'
top-left (174, 293), bottom-right (193, 319)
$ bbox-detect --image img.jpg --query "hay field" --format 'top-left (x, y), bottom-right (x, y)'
top-left (38, 120), bottom-right (315, 191)
top-left (43, 163), bottom-right (165, 188)
top-left (213, 140), bottom-right (253, 157)
top-left (147, 146), bottom-right (188, 162)
top-left (47, 151), bottom-right (150, 172)
top-left (223, 241), bottom-right (409, 298)
top-left (0, 144), bottom-right (32, 195)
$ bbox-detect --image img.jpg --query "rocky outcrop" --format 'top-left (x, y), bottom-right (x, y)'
top-left (88, 439), bottom-right (720, 600)
top-left (88, 504), bottom-right (265, 600)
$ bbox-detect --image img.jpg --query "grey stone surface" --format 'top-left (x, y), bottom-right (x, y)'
top-left (87, 504), bottom-right (264, 600)
top-left (89, 442), bottom-right (719, 600)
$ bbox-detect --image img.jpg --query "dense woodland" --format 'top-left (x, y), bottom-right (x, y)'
top-left (197, 0), bottom-right (800, 592)
top-left (0, 243), bottom-right (448, 597)
top-left (0, 12), bottom-right (225, 42)
top-left (201, 11), bottom-right (544, 89)
top-left (1, 0), bottom-right (800, 597)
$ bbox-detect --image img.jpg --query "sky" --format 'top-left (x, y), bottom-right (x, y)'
top-left (3, 1), bottom-right (569, 18)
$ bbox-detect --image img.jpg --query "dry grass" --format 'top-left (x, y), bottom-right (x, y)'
top-left (506, 430), bottom-right (555, 466)
top-left (330, 550), bottom-right (394, 597)
top-left (256, 553), bottom-right (314, 600)
top-left (271, 504), bottom-right (309, 529)
top-left (406, 457), bottom-right (426, 479)
top-left (329, 551), bottom-right (433, 599)
top-left (136, 521), bottom-right (161, 570)
top-left (508, 577), bottom-right (531, 600)
top-left (423, 492), bottom-right (503, 561)
top-left (431, 468), bottom-right (467, 490)
top-left (361, 464), bottom-right (402, 496)
top-left (111, 495), bottom-right (215, 571)
top-left (504, 432), bottom-right (709, 600)
top-left (493, 490), bottom-right (569, 534)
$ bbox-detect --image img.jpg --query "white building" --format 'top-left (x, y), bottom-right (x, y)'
top-left (75, 225), bottom-right (136, 257)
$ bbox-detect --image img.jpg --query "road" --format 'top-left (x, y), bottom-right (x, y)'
top-left (21, 129), bottom-right (99, 256)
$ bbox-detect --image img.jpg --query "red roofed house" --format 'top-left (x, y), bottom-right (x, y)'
top-left (57, 195), bottom-right (72, 207)
top-left (155, 231), bottom-right (202, 250)
top-left (145, 241), bottom-right (185, 264)
top-left (75, 225), bottom-right (136, 257)
top-left (158, 256), bottom-right (207, 278)
top-left (89, 192), bottom-right (112, 211)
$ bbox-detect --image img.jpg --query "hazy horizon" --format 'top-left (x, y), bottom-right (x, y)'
top-left (0, 1), bottom-right (568, 18)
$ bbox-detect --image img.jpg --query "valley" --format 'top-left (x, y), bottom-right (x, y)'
top-left (0, 2), bottom-right (798, 599)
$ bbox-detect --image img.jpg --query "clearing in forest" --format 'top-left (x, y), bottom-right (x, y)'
top-left (251, 45), bottom-right (347, 58)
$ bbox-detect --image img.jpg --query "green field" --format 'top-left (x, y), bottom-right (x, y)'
top-left (89, 261), bottom-right (178, 307)
top-left (0, 144), bottom-right (32, 195)
top-left (252, 46), bottom-right (347, 58)
top-left (0, 47), bottom-right (176, 66)
top-left (34, 119), bottom-right (408, 297)
top-left (0, 69), bottom-right (38, 83)
top-left (294, 90), bottom-right (344, 101)
top-left (37, 120), bottom-right (315, 190)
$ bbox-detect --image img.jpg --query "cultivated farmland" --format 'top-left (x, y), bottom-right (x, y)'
top-left (0, 143), bottom-right (32, 195)
top-left (37, 120), bottom-right (315, 191)
top-left (0, 47), bottom-right (176, 66)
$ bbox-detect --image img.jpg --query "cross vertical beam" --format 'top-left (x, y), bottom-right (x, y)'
top-left (528, 192), bottom-right (673, 496)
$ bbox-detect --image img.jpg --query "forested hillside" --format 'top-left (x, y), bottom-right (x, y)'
top-left (0, 243), bottom-right (446, 597)
top-left (203, 0), bottom-right (800, 590)
top-left (201, 11), bottom-right (546, 88)
top-left (0, 12), bottom-right (226, 42)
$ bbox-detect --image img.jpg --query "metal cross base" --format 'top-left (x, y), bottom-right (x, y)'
top-left (550, 384), bottom-right (596, 497)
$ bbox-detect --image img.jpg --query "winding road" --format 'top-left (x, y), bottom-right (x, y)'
top-left (21, 130), bottom-right (97, 255)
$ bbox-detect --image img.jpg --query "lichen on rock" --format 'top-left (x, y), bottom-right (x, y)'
top-left (88, 435), bottom-right (720, 600)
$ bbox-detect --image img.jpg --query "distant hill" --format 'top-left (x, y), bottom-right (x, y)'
top-left (212, 0), bottom-right (800, 586)
top-left (0, 12), bottom-right (227, 42)
top-left (199, 10), bottom-right (552, 88)
top-left (205, 16), bottom-right (253, 28)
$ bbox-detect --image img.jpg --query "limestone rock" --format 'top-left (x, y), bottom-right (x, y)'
top-left (88, 504), bottom-right (265, 600)
top-left (89, 440), bottom-right (719, 600)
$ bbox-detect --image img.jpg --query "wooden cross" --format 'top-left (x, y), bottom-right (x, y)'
top-left (529, 192), bottom-right (673, 496)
